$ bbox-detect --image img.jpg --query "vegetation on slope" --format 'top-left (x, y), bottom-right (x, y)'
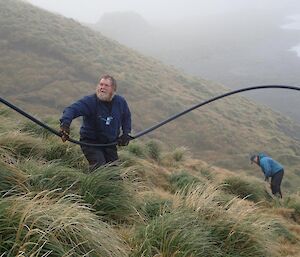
top-left (0, 106), bottom-right (300, 256)
top-left (0, 0), bottom-right (299, 180)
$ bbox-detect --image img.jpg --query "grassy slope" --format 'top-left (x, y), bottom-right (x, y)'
top-left (0, 106), bottom-right (300, 256)
top-left (0, 0), bottom-right (300, 188)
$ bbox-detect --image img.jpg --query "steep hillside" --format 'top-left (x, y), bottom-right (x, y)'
top-left (92, 10), bottom-right (300, 122)
top-left (0, 106), bottom-right (300, 256)
top-left (0, 0), bottom-right (300, 182)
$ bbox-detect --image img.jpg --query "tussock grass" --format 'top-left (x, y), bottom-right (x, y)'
top-left (0, 106), bottom-right (12, 117)
top-left (272, 221), bottom-right (298, 243)
top-left (132, 184), bottom-right (279, 257)
top-left (140, 193), bottom-right (172, 220)
top-left (119, 149), bottom-right (141, 167)
top-left (169, 171), bottom-right (203, 193)
top-left (0, 132), bottom-right (46, 158)
top-left (80, 165), bottom-right (139, 222)
top-left (222, 175), bottom-right (272, 202)
top-left (127, 142), bottom-right (146, 158)
top-left (160, 146), bottom-right (189, 167)
top-left (0, 191), bottom-right (129, 257)
top-left (18, 159), bottom-right (140, 222)
top-left (18, 159), bottom-right (83, 193)
top-left (20, 119), bottom-right (54, 138)
top-left (198, 166), bottom-right (214, 180)
top-left (119, 157), bottom-right (170, 190)
top-left (0, 160), bottom-right (29, 196)
top-left (171, 146), bottom-right (188, 162)
top-left (175, 184), bottom-right (279, 256)
top-left (0, 146), bottom-right (17, 165)
top-left (130, 210), bottom-right (217, 257)
top-left (0, 110), bottom-right (299, 256)
top-left (145, 140), bottom-right (162, 162)
top-left (275, 194), bottom-right (300, 223)
top-left (43, 139), bottom-right (86, 168)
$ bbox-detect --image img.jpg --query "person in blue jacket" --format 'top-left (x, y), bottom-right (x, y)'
top-left (59, 74), bottom-right (131, 171)
top-left (250, 153), bottom-right (284, 198)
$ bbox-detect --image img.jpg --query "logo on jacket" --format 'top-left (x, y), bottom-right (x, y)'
top-left (100, 116), bottom-right (113, 125)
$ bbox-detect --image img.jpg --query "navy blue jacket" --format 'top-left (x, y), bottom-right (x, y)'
top-left (60, 94), bottom-right (131, 143)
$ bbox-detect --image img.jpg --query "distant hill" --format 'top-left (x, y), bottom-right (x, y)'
top-left (90, 11), bottom-right (152, 46)
top-left (92, 10), bottom-right (300, 122)
top-left (1, 0), bottom-right (300, 181)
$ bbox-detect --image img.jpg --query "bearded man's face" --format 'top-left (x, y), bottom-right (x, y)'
top-left (96, 78), bottom-right (115, 101)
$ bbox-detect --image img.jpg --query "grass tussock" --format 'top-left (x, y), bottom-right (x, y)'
top-left (0, 191), bottom-right (129, 257)
top-left (0, 132), bottom-right (46, 158)
top-left (145, 140), bottom-right (162, 162)
top-left (43, 140), bottom-right (87, 168)
top-left (0, 111), bottom-right (300, 256)
top-left (80, 165), bottom-right (139, 222)
top-left (169, 171), bottom-right (204, 193)
top-left (140, 192), bottom-right (173, 220)
top-left (19, 159), bottom-right (83, 193)
top-left (20, 119), bottom-right (55, 138)
top-left (131, 184), bottom-right (280, 257)
top-left (0, 160), bottom-right (29, 196)
top-left (222, 175), bottom-right (272, 202)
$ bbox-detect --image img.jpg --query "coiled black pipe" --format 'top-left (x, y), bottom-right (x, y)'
top-left (1, 85), bottom-right (299, 147)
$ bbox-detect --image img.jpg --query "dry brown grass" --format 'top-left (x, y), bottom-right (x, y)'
top-left (278, 238), bottom-right (300, 257)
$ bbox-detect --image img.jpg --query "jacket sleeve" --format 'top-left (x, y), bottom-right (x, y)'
top-left (121, 100), bottom-right (131, 135)
top-left (60, 96), bottom-right (92, 127)
top-left (260, 158), bottom-right (272, 178)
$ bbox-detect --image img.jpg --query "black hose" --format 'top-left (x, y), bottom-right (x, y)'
top-left (0, 97), bottom-right (116, 147)
top-left (1, 85), bottom-right (300, 147)
top-left (132, 85), bottom-right (300, 139)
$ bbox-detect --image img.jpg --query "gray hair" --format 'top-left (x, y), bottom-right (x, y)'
top-left (98, 74), bottom-right (117, 91)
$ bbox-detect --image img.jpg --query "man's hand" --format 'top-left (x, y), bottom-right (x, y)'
top-left (60, 125), bottom-right (70, 142)
top-left (117, 134), bottom-right (131, 146)
top-left (264, 176), bottom-right (269, 182)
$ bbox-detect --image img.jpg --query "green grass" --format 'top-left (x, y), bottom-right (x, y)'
top-left (169, 171), bottom-right (203, 193)
top-left (20, 118), bottom-right (56, 138)
top-left (80, 165), bottom-right (138, 222)
top-left (0, 132), bottom-right (47, 158)
top-left (131, 210), bottom-right (218, 257)
top-left (1, 0), bottom-right (300, 183)
top-left (0, 191), bottom-right (129, 257)
top-left (141, 194), bottom-right (172, 220)
top-left (145, 140), bottom-right (162, 162)
top-left (222, 176), bottom-right (272, 202)
top-left (43, 139), bottom-right (86, 169)
top-left (131, 184), bottom-right (279, 257)
top-left (0, 159), bottom-right (28, 196)
top-left (18, 159), bottom-right (83, 193)
top-left (127, 142), bottom-right (146, 158)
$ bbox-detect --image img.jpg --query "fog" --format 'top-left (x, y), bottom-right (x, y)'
top-left (27, 0), bottom-right (300, 24)
top-left (26, 0), bottom-right (300, 123)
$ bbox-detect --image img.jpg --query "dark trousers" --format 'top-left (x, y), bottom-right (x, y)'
top-left (80, 140), bottom-right (118, 171)
top-left (271, 169), bottom-right (284, 198)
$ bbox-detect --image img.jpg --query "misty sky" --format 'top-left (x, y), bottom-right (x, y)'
top-left (27, 0), bottom-right (300, 24)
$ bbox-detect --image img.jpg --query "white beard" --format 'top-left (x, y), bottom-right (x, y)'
top-left (96, 90), bottom-right (114, 102)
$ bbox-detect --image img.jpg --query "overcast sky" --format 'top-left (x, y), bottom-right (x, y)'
top-left (26, 0), bottom-right (300, 24)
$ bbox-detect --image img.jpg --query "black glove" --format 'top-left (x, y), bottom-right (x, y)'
top-left (117, 134), bottom-right (131, 146)
top-left (264, 176), bottom-right (269, 182)
top-left (60, 124), bottom-right (70, 142)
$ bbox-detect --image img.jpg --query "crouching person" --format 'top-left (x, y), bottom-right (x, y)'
top-left (250, 153), bottom-right (284, 198)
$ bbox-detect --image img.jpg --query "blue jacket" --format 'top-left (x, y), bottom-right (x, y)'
top-left (60, 94), bottom-right (131, 143)
top-left (258, 153), bottom-right (283, 178)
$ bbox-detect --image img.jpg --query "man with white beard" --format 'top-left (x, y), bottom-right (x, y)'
top-left (59, 74), bottom-right (132, 171)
